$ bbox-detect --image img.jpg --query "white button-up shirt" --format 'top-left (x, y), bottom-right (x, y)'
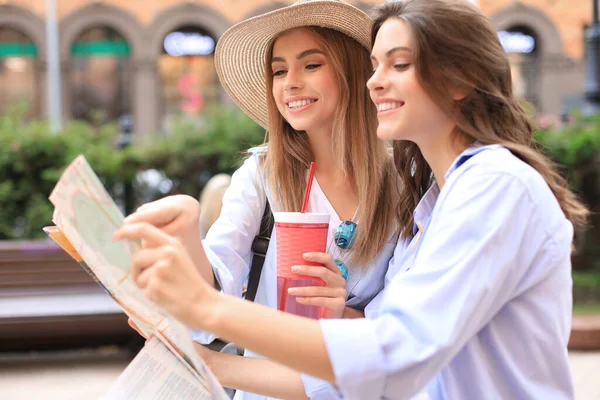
top-left (192, 147), bottom-right (397, 400)
top-left (319, 145), bottom-right (575, 399)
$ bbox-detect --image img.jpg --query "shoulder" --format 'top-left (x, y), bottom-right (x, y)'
top-left (224, 145), bottom-right (271, 200)
top-left (456, 146), bottom-right (550, 200)
top-left (246, 144), bottom-right (268, 157)
top-left (235, 145), bottom-right (267, 174)
top-left (445, 145), bottom-right (567, 234)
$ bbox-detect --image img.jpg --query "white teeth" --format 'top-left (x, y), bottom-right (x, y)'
top-left (288, 99), bottom-right (316, 109)
top-left (377, 102), bottom-right (403, 112)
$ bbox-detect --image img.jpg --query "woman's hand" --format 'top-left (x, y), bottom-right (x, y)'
top-left (124, 195), bottom-right (201, 242)
top-left (113, 222), bottom-right (217, 330)
top-left (124, 195), bottom-right (218, 287)
top-left (287, 252), bottom-right (347, 319)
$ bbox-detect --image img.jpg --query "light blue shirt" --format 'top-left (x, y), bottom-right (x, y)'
top-left (319, 145), bottom-right (575, 399)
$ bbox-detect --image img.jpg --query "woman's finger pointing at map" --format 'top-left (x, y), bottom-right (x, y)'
top-left (114, 222), bottom-right (176, 248)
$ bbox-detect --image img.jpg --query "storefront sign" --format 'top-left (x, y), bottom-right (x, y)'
top-left (498, 30), bottom-right (536, 54)
top-left (178, 75), bottom-right (204, 113)
top-left (163, 32), bottom-right (215, 56)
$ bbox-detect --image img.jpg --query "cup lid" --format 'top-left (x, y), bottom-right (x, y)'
top-left (273, 212), bottom-right (330, 224)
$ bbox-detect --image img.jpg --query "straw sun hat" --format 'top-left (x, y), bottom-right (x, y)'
top-left (214, 0), bottom-right (373, 129)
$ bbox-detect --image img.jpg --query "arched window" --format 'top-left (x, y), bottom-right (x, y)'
top-left (0, 27), bottom-right (38, 117)
top-left (499, 26), bottom-right (540, 107)
top-left (158, 25), bottom-right (218, 131)
top-left (70, 27), bottom-right (131, 123)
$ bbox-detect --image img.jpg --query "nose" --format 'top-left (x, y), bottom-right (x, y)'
top-left (284, 68), bottom-right (303, 92)
top-left (367, 66), bottom-right (386, 93)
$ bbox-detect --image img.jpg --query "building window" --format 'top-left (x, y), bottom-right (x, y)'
top-left (70, 27), bottom-right (131, 124)
top-left (0, 28), bottom-right (38, 117)
top-left (499, 26), bottom-right (539, 108)
top-left (159, 26), bottom-right (219, 132)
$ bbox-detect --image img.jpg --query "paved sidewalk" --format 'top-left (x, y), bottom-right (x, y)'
top-left (0, 351), bottom-right (598, 399)
top-left (0, 358), bottom-right (127, 400)
top-left (570, 351), bottom-right (600, 399)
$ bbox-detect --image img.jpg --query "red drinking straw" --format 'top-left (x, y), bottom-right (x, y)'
top-left (301, 162), bottom-right (317, 213)
top-left (280, 162), bottom-right (317, 313)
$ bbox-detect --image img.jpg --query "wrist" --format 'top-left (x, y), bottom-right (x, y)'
top-left (190, 286), bottom-right (224, 332)
top-left (181, 221), bottom-right (201, 247)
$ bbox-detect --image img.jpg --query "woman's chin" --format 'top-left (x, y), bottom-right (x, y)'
top-left (376, 126), bottom-right (401, 141)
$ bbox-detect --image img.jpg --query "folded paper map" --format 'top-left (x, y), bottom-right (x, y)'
top-left (46, 155), bottom-right (228, 400)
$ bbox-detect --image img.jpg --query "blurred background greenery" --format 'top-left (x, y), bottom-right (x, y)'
top-left (1, 102), bottom-right (599, 311)
top-left (535, 112), bottom-right (600, 311)
top-left (0, 102), bottom-right (264, 240)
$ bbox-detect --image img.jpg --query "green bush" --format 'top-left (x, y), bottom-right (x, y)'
top-left (534, 112), bottom-right (600, 207)
top-left (535, 112), bottom-right (600, 273)
top-left (134, 106), bottom-right (265, 198)
top-left (572, 270), bottom-right (600, 305)
top-left (0, 104), bottom-right (264, 240)
top-left (0, 104), bottom-right (129, 239)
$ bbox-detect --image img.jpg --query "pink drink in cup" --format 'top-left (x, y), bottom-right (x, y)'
top-left (274, 212), bottom-right (329, 319)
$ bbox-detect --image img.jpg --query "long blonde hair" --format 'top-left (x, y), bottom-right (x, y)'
top-left (371, 0), bottom-right (589, 240)
top-left (261, 26), bottom-right (399, 266)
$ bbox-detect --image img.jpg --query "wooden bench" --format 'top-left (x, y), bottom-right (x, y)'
top-left (569, 315), bottom-right (600, 350)
top-left (0, 240), bottom-right (135, 352)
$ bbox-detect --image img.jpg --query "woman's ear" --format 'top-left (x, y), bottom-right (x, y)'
top-left (450, 86), bottom-right (469, 101)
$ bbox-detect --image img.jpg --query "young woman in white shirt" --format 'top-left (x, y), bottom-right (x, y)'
top-left (116, 0), bottom-right (590, 398)
top-left (122, 1), bottom-right (400, 399)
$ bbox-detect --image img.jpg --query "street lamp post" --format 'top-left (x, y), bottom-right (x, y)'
top-left (584, 0), bottom-right (600, 116)
top-left (46, 0), bottom-right (62, 133)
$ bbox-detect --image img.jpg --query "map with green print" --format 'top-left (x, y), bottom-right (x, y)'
top-left (49, 155), bottom-right (140, 283)
top-left (48, 155), bottom-right (230, 400)
top-left (70, 191), bottom-right (131, 274)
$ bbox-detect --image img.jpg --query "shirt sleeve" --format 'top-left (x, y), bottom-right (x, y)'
top-left (301, 374), bottom-right (343, 400)
top-left (192, 153), bottom-right (267, 344)
top-left (300, 240), bottom-right (407, 399)
top-left (320, 168), bottom-right (540, 400)
top-left (203, 153), bottom-right (267, 296)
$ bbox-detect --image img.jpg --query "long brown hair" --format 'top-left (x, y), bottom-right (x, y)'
top-left (371, 0), bottom-right (589, 240)
top-left (262, 26), bottom-right (399, 265)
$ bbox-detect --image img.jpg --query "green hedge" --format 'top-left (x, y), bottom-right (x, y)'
top-left (1, 103), bottom-right (599, 277)
top-left (535, 112), bottom-right (600, 273)
top-left (0, 103), bottom-right (264, 240)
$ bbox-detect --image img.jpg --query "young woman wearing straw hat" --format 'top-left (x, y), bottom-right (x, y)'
top-left (117, 0), bottom-right (590, 398)
top-left (121, 0), bottom-right (401, 398)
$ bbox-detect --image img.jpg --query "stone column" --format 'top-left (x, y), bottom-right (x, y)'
top-left (133, 58), bottom-right (159, 139)
top-left (59, 59), bottom-right (71, 121)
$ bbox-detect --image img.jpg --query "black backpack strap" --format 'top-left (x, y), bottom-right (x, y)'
top-left (245, 200), bottom-right (273, 303)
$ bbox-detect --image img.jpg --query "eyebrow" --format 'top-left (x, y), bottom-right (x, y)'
top-left (271, 48), bottom-right (326, 63)
top-left (370, 46), bottom-right (412, 61)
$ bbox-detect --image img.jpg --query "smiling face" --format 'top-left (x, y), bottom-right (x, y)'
top-left (270, 28), bottom-right (340, 135)
top-left (367, 18), bottom-right (455, 145)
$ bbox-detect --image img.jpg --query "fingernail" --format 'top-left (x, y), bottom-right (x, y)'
top-left (287, 288), bottom-right (297, 294)
top-left (303, 253), bottom-right (312, 259)
top-left (291, 266), bottom-right (301, 272)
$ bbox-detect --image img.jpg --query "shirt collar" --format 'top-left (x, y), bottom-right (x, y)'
top-left (444, 143), bottom-right (501, 181)
top-left (412, 183), bottom-right (440, 235)
top-left (411, 143), bottom-right (501, 235)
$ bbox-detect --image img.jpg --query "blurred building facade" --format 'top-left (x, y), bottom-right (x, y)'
top-left (0, 0), bottom-right (593, 135)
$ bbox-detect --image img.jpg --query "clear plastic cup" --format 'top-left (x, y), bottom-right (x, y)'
top-left (274, 212), bottom-right (329, 319)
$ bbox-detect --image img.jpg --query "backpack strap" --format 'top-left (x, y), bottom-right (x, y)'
top-left (245, 200), bottom-right (274, 302)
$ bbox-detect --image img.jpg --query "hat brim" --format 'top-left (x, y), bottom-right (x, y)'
top-left (215, 0), bottom-right (373, 129)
